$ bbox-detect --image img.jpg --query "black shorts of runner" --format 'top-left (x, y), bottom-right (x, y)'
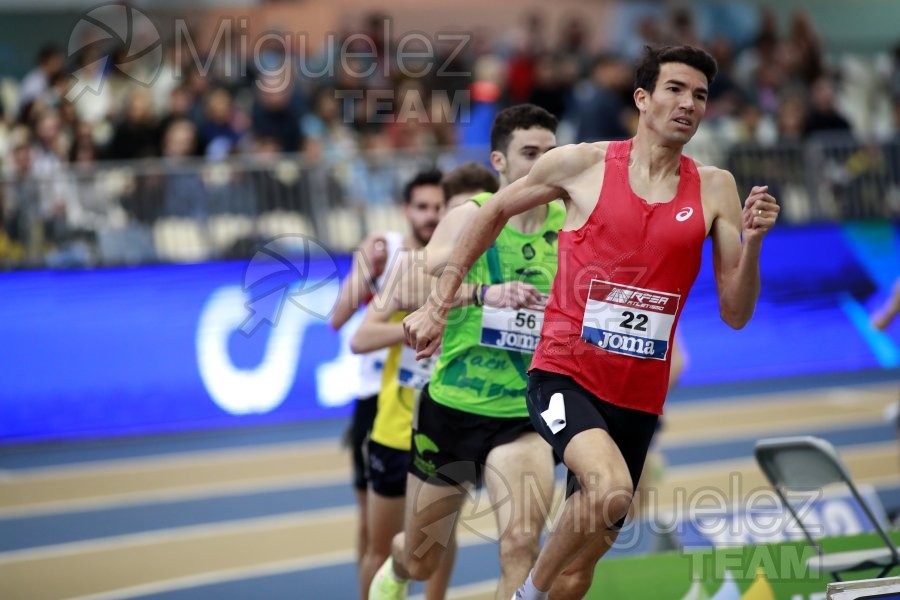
top-left (350, 394), bottom-right (379, 491)
top-left (368, 439), bottom-right (410, 498)
top-left (409, 383), bottom-right (534, 487)
top-left (526, 368), bottom-right (659, 529)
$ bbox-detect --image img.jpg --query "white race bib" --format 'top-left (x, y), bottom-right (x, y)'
top-left (397, 346), bottom-right (438, 390)
top-left (480, 306), bottom-right (544, 353)
top-left (580, 280), bottom-right (680, 361)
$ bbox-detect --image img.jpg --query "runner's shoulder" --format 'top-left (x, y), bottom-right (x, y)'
top-left (533, 142), bottom-right (610, 185)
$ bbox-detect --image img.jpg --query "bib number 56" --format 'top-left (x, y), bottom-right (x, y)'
top-left (514, 311), bottom-right (537, 330)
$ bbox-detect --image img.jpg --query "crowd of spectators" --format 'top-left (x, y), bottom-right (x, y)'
top-left (0, 6), bottom-right (898, 266)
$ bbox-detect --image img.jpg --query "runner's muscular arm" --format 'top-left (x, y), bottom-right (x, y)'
top-left (706, 169), bottom-right (779, 329)
top-left (391, 203), bottom-right (479, 310)
top-left (331, 233), bottom-right (386, 330)
top-left (405, 145), bottom-right (590, 356)
top-left (349, 293), bottom-right (405, 354)
top-left (391, 203), bottom-right (543, 311)
top-left (352, 207), bottom-right (484, 354)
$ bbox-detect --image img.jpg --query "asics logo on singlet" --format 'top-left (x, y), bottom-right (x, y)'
top-left (675, 207), bottom-right (694, 222)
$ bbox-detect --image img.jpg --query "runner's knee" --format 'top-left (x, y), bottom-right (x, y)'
top-left (498, 527), bottom-right (540, 571)
top-left (553, 566), bottom-right (595, 599)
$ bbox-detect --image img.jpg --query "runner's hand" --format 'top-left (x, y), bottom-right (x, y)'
top-left (403, 305), bottom-right (445, 359)
top-left (483, 282), bottom-right (545, 310)
top-left (358, 234), bottom-right (388, 282)
top-left (742, 185), bottom-right (779, 243)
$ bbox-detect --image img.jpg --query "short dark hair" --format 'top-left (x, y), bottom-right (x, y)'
top-left (634, 45), bottom-right (717, 94)
top-left (37, 44), bottom-right (61, 65)
top-left (402, 169), bottom-right (443, 204)
top-left (490, 104), bottom-right (558, 154)
top-left (441, 162), bottom-right (499, 200)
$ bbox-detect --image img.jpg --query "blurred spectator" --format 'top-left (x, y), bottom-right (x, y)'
top-left (804, 76), bottom-right (852, 139)
top-left (890, 43), bottom-right (900, 112)
top-left (3, 128), bottom-right (43, 263)
top-left (528, 54), bottom-right (571, 121)
top-left (777, 95), bottom-right (808, 142)
top-left (457, 55), bottom-right (503, 149)
top-left (730, 102), bottom-right (778, 146)
top-left (199, 87), bottom-right (243, 159)
top-left (18, 45), bottom-right (64, 116)
top-left (33, 72), bottom-right (75, 117)
top-left (558, 15), bottom-right (588, 57)
top-left (161, 119), bottom-right (207, 219)
top-left (301, 87), bottom-right (358, 165)
top-left (386, 81), bottom-right (436, 151)
top-left (732, 9), bottom-right (779, 94)
top-left (151, 44), bottom-right (185, 118)
top-left (785, 11), bottom-right (824, 85)
top-left (705, 38), bottom-right (742, 120)
top-left (70, 47), bottom-right (115, 129)
top-left (505, 12), bottom-right (546, 104)
top-left (348, 130), bottom-right (399, 207)
top-left (301, 145), bottom-right (347, 231)
top-left (58, 99), bottom-right (80, 145)
top-left (572, 54), bottom-right (631, 142)
top-left (108, 90), bottom-right (160, 160)
top-left (621, 16), bottom-right (666, 62)
top-left (67, 126), bottom-right (127, 233)
top-left (31, 110), bottom-right (68, 175)
top-left (157, 85), bottom-right (198, 147)
top-left (669, 7), bottom-right (700, 48)
top-left (250, 135), bottom-right (298, 213)
top-left (252, 76), bottom-right (305, 153)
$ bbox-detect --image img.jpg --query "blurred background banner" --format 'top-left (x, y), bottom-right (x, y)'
top-left (1, 222), bottom-right (896, 443)
top-left (0, 253), bottom-right (365, 442)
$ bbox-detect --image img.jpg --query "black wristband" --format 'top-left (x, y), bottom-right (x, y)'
top-left (472, 284), bottom-right (482, 307)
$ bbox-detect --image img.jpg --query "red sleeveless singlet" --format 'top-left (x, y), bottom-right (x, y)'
top-left (530, 138), bottom-right (706, 414)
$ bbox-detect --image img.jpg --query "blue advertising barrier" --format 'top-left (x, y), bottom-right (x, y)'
top-left (676, 487), bottom-right (888, 549)
top-left (0, 223), bottom-right (897, 442)
top-left (0, 239), bottom-right (363, 441)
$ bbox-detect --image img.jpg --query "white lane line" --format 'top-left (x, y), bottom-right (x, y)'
top-left (68, 549), bottom-right (357, 600)
top-left (411, 579), bottom-right (497, 600)
top-left (0, 470), bottom-right (348, 519)
top-left (2, 438), bottom-right (341, 479)
top-left (0, 506), bottom-right (355, 565)
top-left (66, 532), bottom-right (495, 599)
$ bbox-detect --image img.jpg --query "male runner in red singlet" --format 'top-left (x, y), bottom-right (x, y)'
top-left (403, 45), bottom-right (781, 599)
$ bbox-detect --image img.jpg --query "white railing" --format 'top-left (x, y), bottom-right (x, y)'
top-left (1, 138), bottom-right (897, 269)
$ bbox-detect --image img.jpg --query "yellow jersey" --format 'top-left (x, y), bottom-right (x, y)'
top-left (370, 312), bottom-right (416, 451)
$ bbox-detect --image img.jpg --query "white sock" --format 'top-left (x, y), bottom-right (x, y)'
top-left (516, 571), bottom-right (548, 600)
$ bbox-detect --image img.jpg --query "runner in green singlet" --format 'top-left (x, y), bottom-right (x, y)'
top-left (369, 104), bottom-right (561, 600)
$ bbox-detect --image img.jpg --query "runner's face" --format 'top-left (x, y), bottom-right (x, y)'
top-left (404, 184), bottom-right (444, 246)
top-left (637, 62), bottom-right (708, 144)
top-left (493, 127), bottom-right (557, 185)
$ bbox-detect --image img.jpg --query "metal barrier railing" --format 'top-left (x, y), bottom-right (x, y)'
top-left (1, 138), bottom-right (897, 269)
